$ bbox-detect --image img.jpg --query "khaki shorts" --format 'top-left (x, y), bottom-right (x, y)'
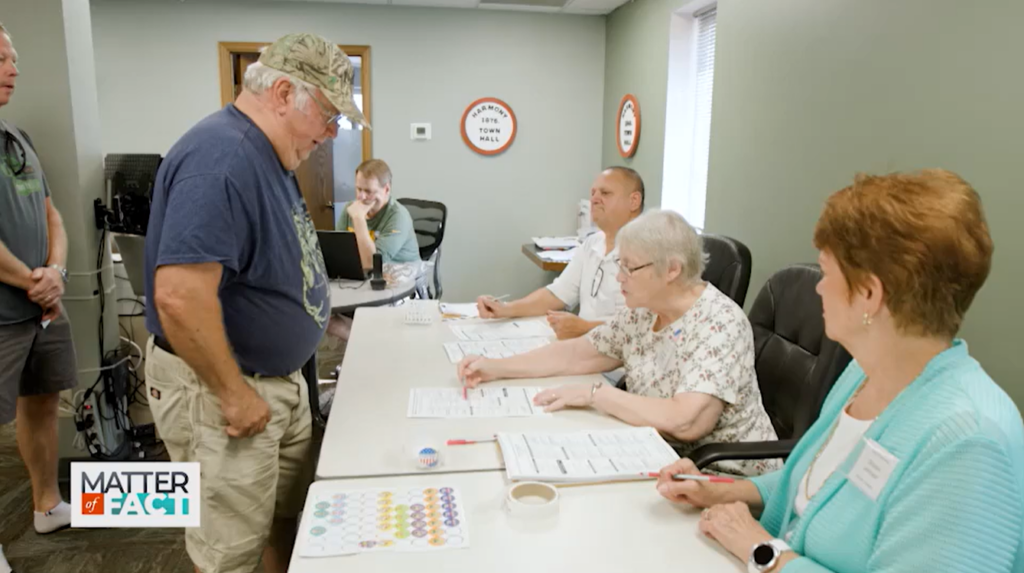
top-left (145, 338), bottom-right (313, 573)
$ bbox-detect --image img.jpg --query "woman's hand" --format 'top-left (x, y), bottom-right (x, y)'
top-left (532, 384), bottom-right (594, 412)
top-left (457, 355), bottom-right (498, 388)
top-left (699, 502), bottom-right (774, 563)
top-left (655, 458), bottom-right (720, 508)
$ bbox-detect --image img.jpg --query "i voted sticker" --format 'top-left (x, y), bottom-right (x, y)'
top-left (848, 438), bottom-right (899, 501)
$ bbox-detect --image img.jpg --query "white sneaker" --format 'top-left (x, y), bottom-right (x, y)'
top-left (0, 544), bottom-right (13, 573)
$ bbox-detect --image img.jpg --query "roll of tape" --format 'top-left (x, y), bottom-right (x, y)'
top-left (505, 482), bottom-right (559, 518)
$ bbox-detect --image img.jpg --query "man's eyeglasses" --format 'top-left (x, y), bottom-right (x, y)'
top-left (615, 258), bottom-right (654, 278)
top-left (306, 88), bottom-right (343, 127)
top-left (2, 129), bottom-right (26, 177)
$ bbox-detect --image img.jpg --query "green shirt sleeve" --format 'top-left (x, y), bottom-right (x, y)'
top-left (372, 202), bottom-right (419, 262)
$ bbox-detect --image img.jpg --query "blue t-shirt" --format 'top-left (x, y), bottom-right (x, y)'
top-left (144, 104), bottom-right (330, 376)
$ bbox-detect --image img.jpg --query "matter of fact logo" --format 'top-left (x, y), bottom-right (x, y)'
top-left (71, 462), bottom-right (200, 528)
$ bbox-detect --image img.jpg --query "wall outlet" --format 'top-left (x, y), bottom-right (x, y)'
top-left (411, 123), bottom-right (431, 140)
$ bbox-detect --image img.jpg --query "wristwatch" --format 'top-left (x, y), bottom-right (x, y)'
top-left (748, 539), bottom-right (791, 572)
top-left (49, 264), bottom-right (68, 284)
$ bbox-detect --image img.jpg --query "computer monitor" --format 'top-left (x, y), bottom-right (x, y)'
top-left (317, 231), bottom-right (368, 281)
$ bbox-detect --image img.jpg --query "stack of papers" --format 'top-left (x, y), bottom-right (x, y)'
top-left (537, 248), bottom-right (577, 263)
top-left (449, 320), bottom-right (555, 341)
top-left (497, 427), bottom-right (679, 483)
top-left (439, 302), bottom-right (480, 320)
top-left (408, 387), bottom-right (548, 418)
top-left (532, 236), bottom-right (580, 250)
top-left (443, 338), bottom-right (551, 363)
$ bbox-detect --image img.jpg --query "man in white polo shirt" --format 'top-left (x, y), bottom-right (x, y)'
top-left (476, 167), bottom-right (644, 339)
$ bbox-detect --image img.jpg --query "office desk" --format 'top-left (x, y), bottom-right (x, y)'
top-left (521, 243), bottom-right (569, 273)
top-left (289, 472), bottom-right (743, 573)
top-left (316, 307), bottom-right (629, 480)
top-left (329, 279), bottom-right (418, 314)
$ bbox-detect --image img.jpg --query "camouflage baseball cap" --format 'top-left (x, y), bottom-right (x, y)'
top-left (259, 33), bottom-right (369, 129)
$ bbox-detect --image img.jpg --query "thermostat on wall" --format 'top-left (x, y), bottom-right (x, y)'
top-left (411, 123), bottom-right (431, 140)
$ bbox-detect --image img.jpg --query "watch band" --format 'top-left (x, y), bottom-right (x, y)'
top-left (748, 539), bottom-right (792, 573)
top-left (49, 264), bottom-right (68, 284)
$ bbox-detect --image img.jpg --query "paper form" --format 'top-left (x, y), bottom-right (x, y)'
top-left (408, 387), bottom-right (548, 418)
top-left (497, 427), bottom-right (680, 483)
top-left (439, 303), bottom-right (481, 320)
top-left (448, 320), bottom-right (555, 342)
top-left (442, 338), bottom-right (551, 363)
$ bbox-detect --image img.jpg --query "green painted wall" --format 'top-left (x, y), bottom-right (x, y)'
top-left (604, 0), bottom-right (1024, 409)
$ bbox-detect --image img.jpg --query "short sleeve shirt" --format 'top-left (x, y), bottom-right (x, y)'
top-left (546, 231), bottom-right (625, 321)
top-left (587, 284), bottom-right (781, 476)
top-left (144, 105), bottom-right (330, 377)
top-left (336, 198), bottom-right (421, 263)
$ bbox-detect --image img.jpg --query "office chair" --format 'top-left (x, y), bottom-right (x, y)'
top-left (302, 351), bottom-right (327, 429)
top-left (700, 233), bottom-right (753, 308)
top-left (687, 263), bottom-right (852, 468)
top-left (397, 198), bottom-right (447, 299)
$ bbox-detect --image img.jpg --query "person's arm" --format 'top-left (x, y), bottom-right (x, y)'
top-left (656, 457), bottom-right (766, 511)
top-left (479, 287), bottom-right (566, 319)
top-left (153, 263), bottom-right (270, 437)
top-left (546, 312), bottom-right (604, 339)
top-left (591, 386), bottom-right (725, 442)
top-left (0, 240), bottom-right (35, 291)
top-left (458, 335), bottom-right (621, 386)
top-left (44, 197), bottom-right (67, 268)
top-left (349, 213), bottom-right (375, 270)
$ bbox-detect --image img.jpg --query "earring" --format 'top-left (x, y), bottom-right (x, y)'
top-left (862, 313), bottom-right (873, 326)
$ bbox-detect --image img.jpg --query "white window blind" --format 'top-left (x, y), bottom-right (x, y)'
top-left (690, 6), bottom-right (717, 229)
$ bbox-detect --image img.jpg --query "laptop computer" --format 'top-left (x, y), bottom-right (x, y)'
top-left (317, 231), bottom-right (368, 281)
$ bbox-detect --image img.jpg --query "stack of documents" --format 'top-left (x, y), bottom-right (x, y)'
top-left (537, 248), bottom-right (576, 263)
top-left (449, 320), bottom-right (554, 341)
top-left (532, 236), bottom-right (580, 250)
top-left (439, 302), bottom-right (481, 320)
top-left (443, 338), bottom-right (550, 363)
top-left (497, 427), bottom-right (679, 483)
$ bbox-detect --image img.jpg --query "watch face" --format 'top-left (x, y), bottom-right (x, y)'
top-left (753, 544), bottom-right (777, 566)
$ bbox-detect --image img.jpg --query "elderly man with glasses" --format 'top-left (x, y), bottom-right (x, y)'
top-left (459, 210), bottom-right (780, 478)
top-left (0, 24), bottom-right (78, 573)
top-left (476, 166), bottom-right (645, 340)
top-left (143, 33), bottom-right (367, 573)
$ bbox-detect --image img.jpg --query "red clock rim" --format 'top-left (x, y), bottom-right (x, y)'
top-left (616, 94), bottom-right (641, 158)
top-left (461, 97), bottom-right (518, 156)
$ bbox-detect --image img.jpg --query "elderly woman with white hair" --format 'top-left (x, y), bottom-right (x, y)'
top-left (458, 210), bottom-right (779, 476)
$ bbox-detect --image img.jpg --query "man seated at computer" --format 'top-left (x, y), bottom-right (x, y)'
top-left (475, 167), bottom-right (644, 340)
top-left (337, 158), bottom-right (419, 268)
top-left (326, 158), bottom-right (419, 341)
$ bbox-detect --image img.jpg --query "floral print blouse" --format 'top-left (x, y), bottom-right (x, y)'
top-left (587, 284), bottom-right (780, 476)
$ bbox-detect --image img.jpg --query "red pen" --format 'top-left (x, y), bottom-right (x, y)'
top-left (462, 385), bottom-right (468, 400)
top-left (643, 472), bottom-right (735, 484)
top-left (446, 437), bottom-right (497, 446)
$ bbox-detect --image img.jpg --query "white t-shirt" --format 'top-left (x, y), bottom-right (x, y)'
top-left (794, 408), bottom-right (874, 516)
top-left (546, 231), bottom-right (624, 322)
top-left (586, 284), bottom-right (780, 477)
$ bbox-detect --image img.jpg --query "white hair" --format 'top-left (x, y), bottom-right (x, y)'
top-left (242, 61), bottom-right (315, 111)
top-left (616, 209), bottom-right (708, 285)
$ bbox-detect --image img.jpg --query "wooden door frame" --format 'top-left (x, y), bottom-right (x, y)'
top-left (216, 41), bottom-right (373, 160)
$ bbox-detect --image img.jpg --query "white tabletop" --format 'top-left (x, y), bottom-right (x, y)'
top-left (316, 307), bottom-right (630, 480)
top-left (288, 472), bottom-right (744, 573)
top-left (329, 278), bottom-right (417, 312)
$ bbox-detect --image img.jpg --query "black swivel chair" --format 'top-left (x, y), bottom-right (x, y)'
top-left (397, 198), bottom-right (448, 299)
top-left (302, 352), bottom-right (327, 428)
top-left (687, 264), bottom-right (853, 469)
top-left (700, 234), bottom-right (753, 308)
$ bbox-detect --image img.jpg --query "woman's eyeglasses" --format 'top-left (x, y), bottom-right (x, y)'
top-left (615, 258), bottom-right (654, 278)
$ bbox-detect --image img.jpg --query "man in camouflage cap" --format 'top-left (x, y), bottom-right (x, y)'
top-left (143, 33), bottom-right (364, 573)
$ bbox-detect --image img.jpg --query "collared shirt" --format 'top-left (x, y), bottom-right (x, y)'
top-left (546, 231), bottom-right (624, 321)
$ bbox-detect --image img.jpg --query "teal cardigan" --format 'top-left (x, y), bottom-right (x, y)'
top-left (750, 340), bottom-right (1024, 572)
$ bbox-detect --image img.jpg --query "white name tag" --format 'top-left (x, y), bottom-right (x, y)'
top-left (848, 438), bottom-right (899, 501)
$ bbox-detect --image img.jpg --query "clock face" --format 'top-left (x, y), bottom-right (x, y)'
top-left (617, 94), bottom-right (641, 158)
top-left (461, 98), bottom-right (517, 156)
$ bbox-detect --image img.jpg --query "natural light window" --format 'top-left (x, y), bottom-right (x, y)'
top-left (661, 4), bottom-right (717, 231)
